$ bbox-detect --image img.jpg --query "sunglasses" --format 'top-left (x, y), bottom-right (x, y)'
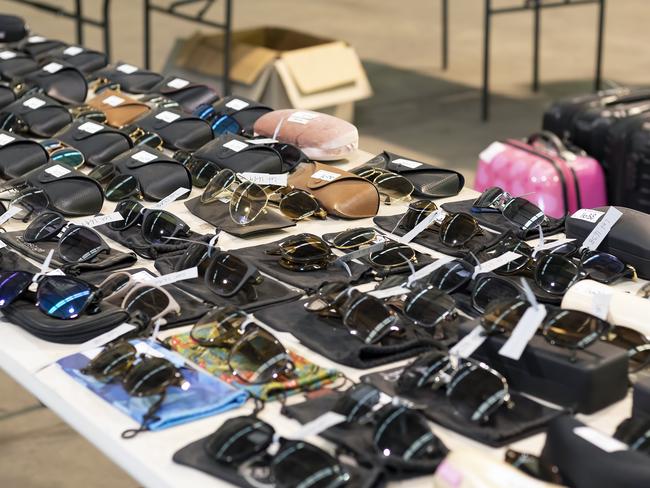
top-left (88, 163), bottom-right (144, 202)
top-left (0, 111), bottom-right (28, 134)
top-left (471, 274), bottom-right (527, 313)
top-left (472, 186), bottom-right (547, 232)
top-left (205, 415), bottom-right (350, 487)
top-left (173, 150), bottom-right (219, 188)
top-left (504, 449), bottom-right (565, 484)
top-left (395, 350), bottom-right (512, 424)
top-left (328, 227), bottom-right (377, 250)
top-left (24, 211), bottom-right (110, 263)
top-left (190, 306), bottom-right (295, 384)
top-left (88, 76), bottom-right (121, 95)
top-left (126, 126), bottom-right (164, 152)
top-left (1, 187), bottom-right (50, 222)
top-left (602, 325), bottom-right (650, 374)
top-left (109, 199), bottom-right (190, 245)
top-left (40, 139), bottom-right (86, 170)
top-left (68, 104), bottom-right (108, 124)
top-left (194, 104), bottom-right (243, 136)
top-left (422, 259), bottom-right (474, 294)
top-left (387, 285), bottom-right (458, 329)
top-left (351, 165), bottom-right (414, 204)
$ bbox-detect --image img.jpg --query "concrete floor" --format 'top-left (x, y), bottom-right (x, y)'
top-left (0, 0), bottom-right (649, 486)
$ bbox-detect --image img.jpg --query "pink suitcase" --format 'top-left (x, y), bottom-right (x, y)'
top-left (474, 131), bottom-right (607, 218)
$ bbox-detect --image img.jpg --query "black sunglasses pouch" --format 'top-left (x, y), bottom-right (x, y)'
top-left (1, 93), bottom-right (72, 137)
top-left (15, 36), bottom-right (67, 58)
top-left (0, 15), bottom-right (27, 43)
top-left (111, 146), bottom-right (192, 201)
top-left (193, 133), bottom-right (304, 174)
top-left (154, 249), bottom-right (302, 312)
top-left (133, 107), bottom-right (213, 152)
top-left (0, 50), bottom-right (38, 80)
top-left (22, 162), bottom-right (104, 216)
top-left (212, 96), bottom-right (273, 136)
top-left (56, 119), bottom-right (133, 167)
top-left (149, 76), bottom-right (220, 113)
top-left (254, 299), bottom-right (440, 368)
top-left (0, 130), bottom-right (49, 179)
top-left (0, 245), bottom-right (40, 272)
top-left (360, 365), bottom-right (565, 447)
top-left (172, 431), bottom-right (386, 488)
top-left (37, 46), bottom-right (108, 75)
top-left (283, 392), bottom-right (448, 478)
top-left (22, 61), bottom-right (88, 105)
top-left (93, 62), bottom-right (164, 93)
top-left (0, 83), bottom-right (15, 109)
top-left (541, 416), bottom-right (650, 488)
top-left (185, 198), bottom-right (296, 237)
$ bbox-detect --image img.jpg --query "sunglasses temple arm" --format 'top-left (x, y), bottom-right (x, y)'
top-left (389, 213), bottom-right (407, 236)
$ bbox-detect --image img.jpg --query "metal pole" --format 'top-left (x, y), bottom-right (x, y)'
top-left (102, 0), bottom-right (111, 61)
top-left (442, 0), bottom-right (448, 70)
top-left (482, 0), bottom-right (491, 121)
top-left (532, 0), bottom-right (541, 92)
top-left (144, 0), bottom-right (151, 69)
top-left (74, 0), bottom-right (83, 45)
top-left (223, 0), bottom-right (233, 95)
top-left (594, 0), bottom-right (605, 91)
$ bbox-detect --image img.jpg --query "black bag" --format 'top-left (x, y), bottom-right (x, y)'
top-left (211, 96), bottom-right (273, 136)
top-left (134, 107), bottom-right (213, 151)
top-left (0, 93), bottom-right (72, 137)
top-left (93, 62), bottom-right (164, 93)
top-left (37, 45), bottom-right (108, 75)
top-left (111, 146), bottom-right (192, 201)
top-left (16, 35), bottom-right (67, 58)
top-left (0, 49), bottom-right (38, 80)
top-left (22, 61), bottom-right (88, 104)
top-left (0, 130), bottom-right (48, 179)
top-left (149, 76), bottom-right (219, 112)
top-left (0, 15), bottom-right (27, 43)
top-left (0, 82), bottom-right (15, 109)
top-left (55, 120), bottom-right (132, 167)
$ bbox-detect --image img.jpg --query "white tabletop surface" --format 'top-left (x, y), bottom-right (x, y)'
top-left (0, 149), bottom-right (637, 488)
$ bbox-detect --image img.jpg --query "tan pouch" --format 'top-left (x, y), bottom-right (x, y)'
top-left (288, 161), bottom-right (379, 219)
top-left (86, 89), bottom-right (150, 128)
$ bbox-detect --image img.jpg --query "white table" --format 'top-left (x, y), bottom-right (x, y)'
top-left (0, 149), bottom-right (636, 488)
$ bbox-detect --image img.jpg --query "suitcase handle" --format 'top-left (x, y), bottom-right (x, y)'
top-left (527, 131), bottom-right (572, 157)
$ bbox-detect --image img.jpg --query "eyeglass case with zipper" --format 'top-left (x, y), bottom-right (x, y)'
top-left (148, 76), bottom-right (220, 113)
top-left (22, 60), bottom-right (88, 104)
top-left (56, 119), bottom-right (133, 167)
top-left (456, 319), bottom-right (628, 414)
top-left (474, 131), bottom-right (607, 219)
top-left (0, 130), bottom-right (49, 179)
top-left (93, 62), bottom-right (164, 94)
top-left (134, 107), bottom-right (213, 151)
top-left (2, 93), bottom-right (72, 137)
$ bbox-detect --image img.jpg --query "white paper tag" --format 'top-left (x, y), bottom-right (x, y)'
top-left (571, 208), bottom-right (605, 223)
top-left (79, 323), bottom-right (137, 351)
top-left (0, 241), bottom-right (6, 249)
top-left (131, 150), bottom-right (158, 163)
top-left (225, 98), bottom-right (249, 111)
top-left (574, 426), bottom-right (628, 453)
top-left (0, 50), bottom-right (16, 60)
top-left (392, 158), bottom-right (422, 169)
top-left (63, 46), bottom-right (84, 56)
top-left (45, 164), bottom-right (71, 178)
top-left (479, 141), bottom-right (507, 161)
top-left (369, 285), bottom-right (411, 299)
top-left (134, 341), bottom-right (165, 358)
top-left (39, 249), bottom-right (55, 276)
top-left (78, 121), bottom-right (104, 134)
top-left (150, 187), bottom-right (190, 210)
top-left (0, 133), bottom-right (16, 146)
top-left (117, 63), bottom-right (138, 74)
top-left (141, 267), bottom-right (198, 287)
top-left (166, 77), bottom-right (189, 89)
top-left (155, 110), bottom-right (181, 123)
top-left (311, 169), bottom-right (340, 182)
top-left (472, 251), bottom-right (523, 278)
top-left (336, 241), bottom-right (385, 263)
top-left (131, 270), bottom-right (157, 282)
top-left (449, 326), bottom-right (487, 358)
top-left (102, 95), bottom-right (124, 107)
top-left (406, 256), bottom-right (456, 287)
top-left (42, 62), bottom-right (63, 74)
top-left (0, 206), bottom-right (23, 226)
top-left (591, 292), bottom-right (612, 320)
top-left (285, 412), bottom-right (346, 441)
top-left (246, 138), bottom-right (278, 145)
top-left (223, 139), bottom-right (249, 152)
top-left (399, 209), bottom-right (445, 244)
top-left (28, 36), bottom-right (46, 43)
top-left (23, 97), bottom-right (46, 109)
top-left (239, 172), bottom-right (288, 187)
top-left (581, 207), bottom-right (623, 251)
top-left (287, 111), bottom-right (319, 124)
top-left (498, 306), bottom-right (547, 360)
top-left (78, 212), bottom-right (124, 228)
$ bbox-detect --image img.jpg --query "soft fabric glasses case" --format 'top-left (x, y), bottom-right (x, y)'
top-left (211, 95), bottom-right (273, 135)
top-left (149, 76), bottom-right (220, 112)
top-left (94, 62), bottom-right (164, 93)
top-left (23, 162), bottom-right (104, 216)
top-left (362, 365), bottom-right (565, 447)
top-left (0, 50), bottom-right (38, 80)
top-left (86, 89), bottom-right (151, 128)
top-left (16, 36), bottom-right (67, 57)
top-left (0, 130), bottom-right (49, 179)
top-left (36, 46), bottom-right (108, 75)
top-left (134, 107), bottom-right (213, 151)
top-left (2, 93), bottom-right (72, 137)
top-left (22, 61), bottom-right (88, 104)
top-left (56, 119), bottom-right (133, 167)
top-left (0, 83), bottom-right (16, 109)
top-left (111, 146), bottom-right (192, 201)
top-left (565, 206), bottom-right (650, 279)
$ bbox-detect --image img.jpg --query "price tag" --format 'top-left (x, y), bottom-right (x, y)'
top-left (23, 97), bottom-right (46, 110)
top-left (63, 46), bottom-right (84, 56)
top-left (392, 158), bottom-right (422, 169)
top-left (239, 172), bottom-right (288, 186)
top-left (311, 169), bottom-right (340, 182)
top-left (102, 95), bottom-right (124, 107)
top-left (28, 36), bottom-right (46, 43)
top-left (591, 291), bottom-right (613, 320)
top-left (498, 305), bottom-right (547, 360)
top-left (225, 98), bottom-right (249, 110)
top-left (247, 138), bottom-right (278, 145)
top-left (42, 62), bottom-right (63, 74)
top-left (0, 50), bottom-right (16, 60)
top-left (78, 323), bottom-right (137, 351)
top-left (0, 206), bottom-right (23, 226)
top-left (223, 139), bottom-right (249, 152)
top-left (78, 212), bottom-right (124, 228)
top-left (398, 209), bottom-right (445, 244)
top-left (117, 63), bottom-right (138, 74)
top-left (479, 141), bottom-right (507, 161)
top-left (449, 326), bottom-right (487, 358)
top-left (155, 111), bottom-right (181, 123)
top-left (131, 270), bottom-right (157, 282)
top-left (369, 285), bottom-right (411, 299)
top-left (581, 207), bottom-right (623, 251)
top-left (336, 241), bottom-right (385, 263)
top-left (166, 77), bottom-right (189, 89)
top-left (38, 249), bottom-right (55, 277)
top-left (0, 133), bottom-right (16, 146)
top-left (150, 187), bottom-right (190, 209)
top-left (287, 111), bottom-right (319, 124)
top-left (78, 121), bottom-right (104, 134)
top-left (139, 267), bottom-right (199, 287)
top-left (574, 427), bottom-right (628, 453)
top-left (131, 150), bottom-right (158, 163)
top-left (285, 412), bottom-right (346, 441)
top-left (406, 256), bottom-right (456, 287)
top-left (45, 165), bottom-right (71, 178)
top-left (571, 208), bottom-right (605, 223)
top-left (472, 251), bottom-right (522, 278)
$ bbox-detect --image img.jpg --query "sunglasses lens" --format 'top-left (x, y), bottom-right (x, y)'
top-left (123, 285), bottom-right (170, 322)
top-left (374, 172), bottom-right (413, 202)
top-left (142, 210), bottom-right (184, 245)
top-left (50, 148), bottom-right (85, 169)
top-left (404, 288), bottom-right (455, 328)
top-left (0, 270), bottom-right (33, 308)
top-left (607, 326), bottom-right (650, 373)
top-left (279, 190), bottom-right (319, 220)
top-left (427, 260), bottom-right (473, 293)
top-left (59, 226), bottom-right (105, 263)
top-left (333, 383), bottom-right (381, 422)
top-left (374, 405), bottom-right (440, 460)
top-left (110, 199), bottom-right (143, 230)
top-left (201, 169), bottom-right (237, 203)
top-left (440, 213), bottom-right (479, 247)
top-left (122, 357), bottom-right (179, 396)
top-left (88, 163), bottom-right (116, 183)
top-left (502, 197), bottom-right (545, 231)
top-left (191, 306), bottom-right (247, 346)
top-left (272, 441), bottom-right (349, 488)
top-left (212, 114), bottom-right (240, 135)
top-left (273, 143), bottom-right (305, 165)
top-left (37, 276), bottom-right (93, 319)
top-left (229, 181), bottom-right (267, 225)
top-left (186, 158), bottom-right (219, 188)
top-left (24, 211), bottom-right (65, 242)
top-left (343, 293), bottom-right (397, 344)
top-left (472, 276), bottom-right (521, 313)
top-left (11, 188), bottom-right (49, 220)
top-left (106, 174), bottom-right (140, 201)
top-left (447, 361), bottom-right (508, 423)
top-left (368, 242), bottom-right (415, 268)
top-left (81, 341), bottom-right (136, 380)
top-left (280, 234), bottom-right (330, 263)
top-left (228, 327), bottom-right (290, 384)
top-left (205, 253), bottom-right (250, 296)
top-left (405, 201), bottom-right (438, 229)
top-left (543, 309), bottom-right (609, 349)
top-left (473, 187), bottom-right (504, 208)
top-left (481, 299), bottom-right (528, 334)
top-left (205, 416), bottom-right (274, 464)
top-left (581, 251), bottom-right (626, 282)
top-left (134, 131), bottom-right (163, 149)
top-left (98, 273), bottom-right (131, 299)
top-left (535, 254), bottom-right (578, 295)
top-left (490, 239), bottom-right (533, 273)
top-left (331, 228), bottom-right (376, 249)
top-left (396, 350), bottom-right (449, 394)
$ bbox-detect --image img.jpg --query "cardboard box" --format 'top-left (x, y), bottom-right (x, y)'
top-left (166, 27), bottom-right (372, 121)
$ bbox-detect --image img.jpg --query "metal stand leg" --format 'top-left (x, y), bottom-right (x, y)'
top-left (74, 0), bottom-right (83, 45)
top-left (223, 0), bottom-right (233, 95)
top-left (532, 0), bottom-right (541, 92)
top-left (594, 0), bottom-right (605, 91)
top-left (442, 0), bottom-right (448, 70)
top-left (482, 0), bottom-right (491, 121)
top-left (144, 0), bottom-right (151, 69)
top-left (103, 0), bottom-right (111, 61)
